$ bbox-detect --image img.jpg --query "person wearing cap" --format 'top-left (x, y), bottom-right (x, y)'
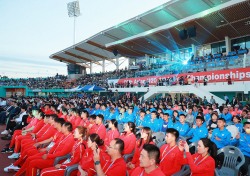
top-left (230, 122), bottom-right (250, 176)
top-left (211, 118), bottom-right (231, 149)
top-left (219, 107), bottom-right (233, 124)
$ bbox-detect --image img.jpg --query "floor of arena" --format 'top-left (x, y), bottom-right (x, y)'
top-left (0, 125), bottom-right (16, 176)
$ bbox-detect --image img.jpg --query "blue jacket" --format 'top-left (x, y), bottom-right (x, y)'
top-left (220, 113), bottom-right (233, 123)
top-left (135, 115), bottom-right (148, 127)
top-left (187, 125), bottom-right (208, 142)
top-left (173, 122), bottom-right (190, 137)
top-left (211, 128), bottom-right (231, 149)
top-left (123, 113), bottom-right (135, 123)
top-left (235, 123), bottom-right (243, 133)
top-left (231, 133), bottom-right (250, 157)
top-left (144, 118), bottom-right (162, 132)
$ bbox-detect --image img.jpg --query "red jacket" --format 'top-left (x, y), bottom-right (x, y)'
top-left (131, 167), bottom-right (165, 176)
top-left (47, 133), bottom-right (74, 159)
top-left (104, 129), bottom-right (120, 145)
top-left (159, 144), bottom-right (183, 176)
top-left (131, 140), bottom-right (155, 167)
top-left (119, 133), bottom-right (136, 154)
top-left (181, 153), bottom-right (215, 176)
top-left (32, 120), bottom-right (45, 133)
top-left (102, 157), bottom-right (127, 176)
top-left (61, 139), bottom-right (86, 167)
top-left (78, 146), bottom-right (109, 176)
top-left (36, 125), bottom-right (57, 142)
top-left (95, 124), bottom-right (106, 140)
top-left (79, 118), bottom-right (89, 128)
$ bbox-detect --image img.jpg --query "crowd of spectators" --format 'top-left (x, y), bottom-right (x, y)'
top-left (0, 92), bottom-right (249, 175)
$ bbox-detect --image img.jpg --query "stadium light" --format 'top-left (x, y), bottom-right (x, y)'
top-left (67, 1), bottom-right (81, 45)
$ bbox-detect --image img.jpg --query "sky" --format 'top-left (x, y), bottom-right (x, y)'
top-left (0, 0), bottom-right (169, 78)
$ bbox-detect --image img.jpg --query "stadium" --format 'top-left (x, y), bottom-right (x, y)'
top-left (0, 0), bottom-right (250, 175)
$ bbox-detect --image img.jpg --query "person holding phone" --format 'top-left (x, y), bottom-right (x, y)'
top-left (179, 138), bottom-right (217, 176)
top-left (77, 133), bottom-right (108, 176)
top-left (93, 138), bottom-right (127, 176)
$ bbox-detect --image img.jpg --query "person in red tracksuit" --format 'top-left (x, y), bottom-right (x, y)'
top-left (104, 119), bottom-right (120, 146)
top-left (22, 122), bottom-right (75, 176)
top-left (1, 111), bottom-right (41, 153)
top-left (77, 133), bottom-right (109, 176)
top-left (93, 138), bottom-right (127, 176)
top-left (119, 122), bottom-right (136, 155)
top-left (94, 114), bottom-right (106, 140)
top-left (4, 118), bottom-right (65, 173)
top-left (79, 110), bottom-right (90, 129)
top-left (127, 127), bottom-right (154, 174)
top-left (40, 126), bottom-right (88, 176)
top-left (19, 115), bottom-right (57, 153)
top-left (131, 144), bottom-right (165, 176)
top-left (60, 107), bottom-right (67, 120)
top-left (178, 138), bottom-right (216, 176)
top-left (42, 104), bottom-right (54, 115)
top-left (159, 128), bottom-right (184, 176)
top-left (71, 109), bottom-right (82, 130)
top-left (7, 115), bottom-right (49, 159)
top-left (88, 115), bottom-right (97, 135)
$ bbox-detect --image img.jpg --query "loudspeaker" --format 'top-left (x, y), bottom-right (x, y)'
top-left (179, 29), bottom-right (188, 40)
top-left (187, 26), bottom-right (196, 38)
top-left (113, 49), bottom-right (118, 56)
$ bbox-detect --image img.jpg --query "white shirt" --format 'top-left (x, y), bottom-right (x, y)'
top-left (15, 111), bottom-right (27, 123)
top-left (0, 100), bottom-right (6, 106)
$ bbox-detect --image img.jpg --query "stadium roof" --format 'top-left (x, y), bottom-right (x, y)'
top-left (50, 0), bottom-right (250, 66)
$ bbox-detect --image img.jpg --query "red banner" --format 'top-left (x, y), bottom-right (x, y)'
top-left (117, 67), bottom-right (250, 85)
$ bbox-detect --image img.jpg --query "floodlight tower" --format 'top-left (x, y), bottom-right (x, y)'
top-left (67, 0), bottom-right (81, 45)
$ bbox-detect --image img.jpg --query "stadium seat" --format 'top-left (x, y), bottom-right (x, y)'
top-left (215, 146), bottom-right (245, 176)
top-left (172, 165), bottom-right (190, 176)
top-left (54, 154), bottom-right (71, 166)
top-left (64, 164), bottom-right (78, 176)
top-left (123, 149), bottom-right (135, 162)
top-left (152, 132), bottom-right (165, 147)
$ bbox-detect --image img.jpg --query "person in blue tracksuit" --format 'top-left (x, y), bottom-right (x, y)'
top-left (144, 111), bottom-right (161, 132)
top-left (100, 104), bottom-right (110, 121)
top-left (204, 108), bottom-right (213, 124)
top-left (232, 115), bottom-right (243, 133)
top-left (186, 116), bottom-right (208, 143)
top-left (135, 110), bottom-right (148, 128)
top-left (211, 118), bottom-right (231, 149)
top-left (164, 107), bottom-right (173, 117)
top-left (172, 110), bottom-right (179, 122)
top-left (230, 122), bottom-right (250, 176)
top-left (160, 113), bottom-right (174, 133)
top-left (173, 114), bottom-right (190, 137)
top-left (123, 107), bottom-right (135, 123)
top-left (106, 107), bottom-right (118, 121)
top-left (219, 107), bottom-right (233, 124)
top-left (92, 103), bottom-right (102, 115)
